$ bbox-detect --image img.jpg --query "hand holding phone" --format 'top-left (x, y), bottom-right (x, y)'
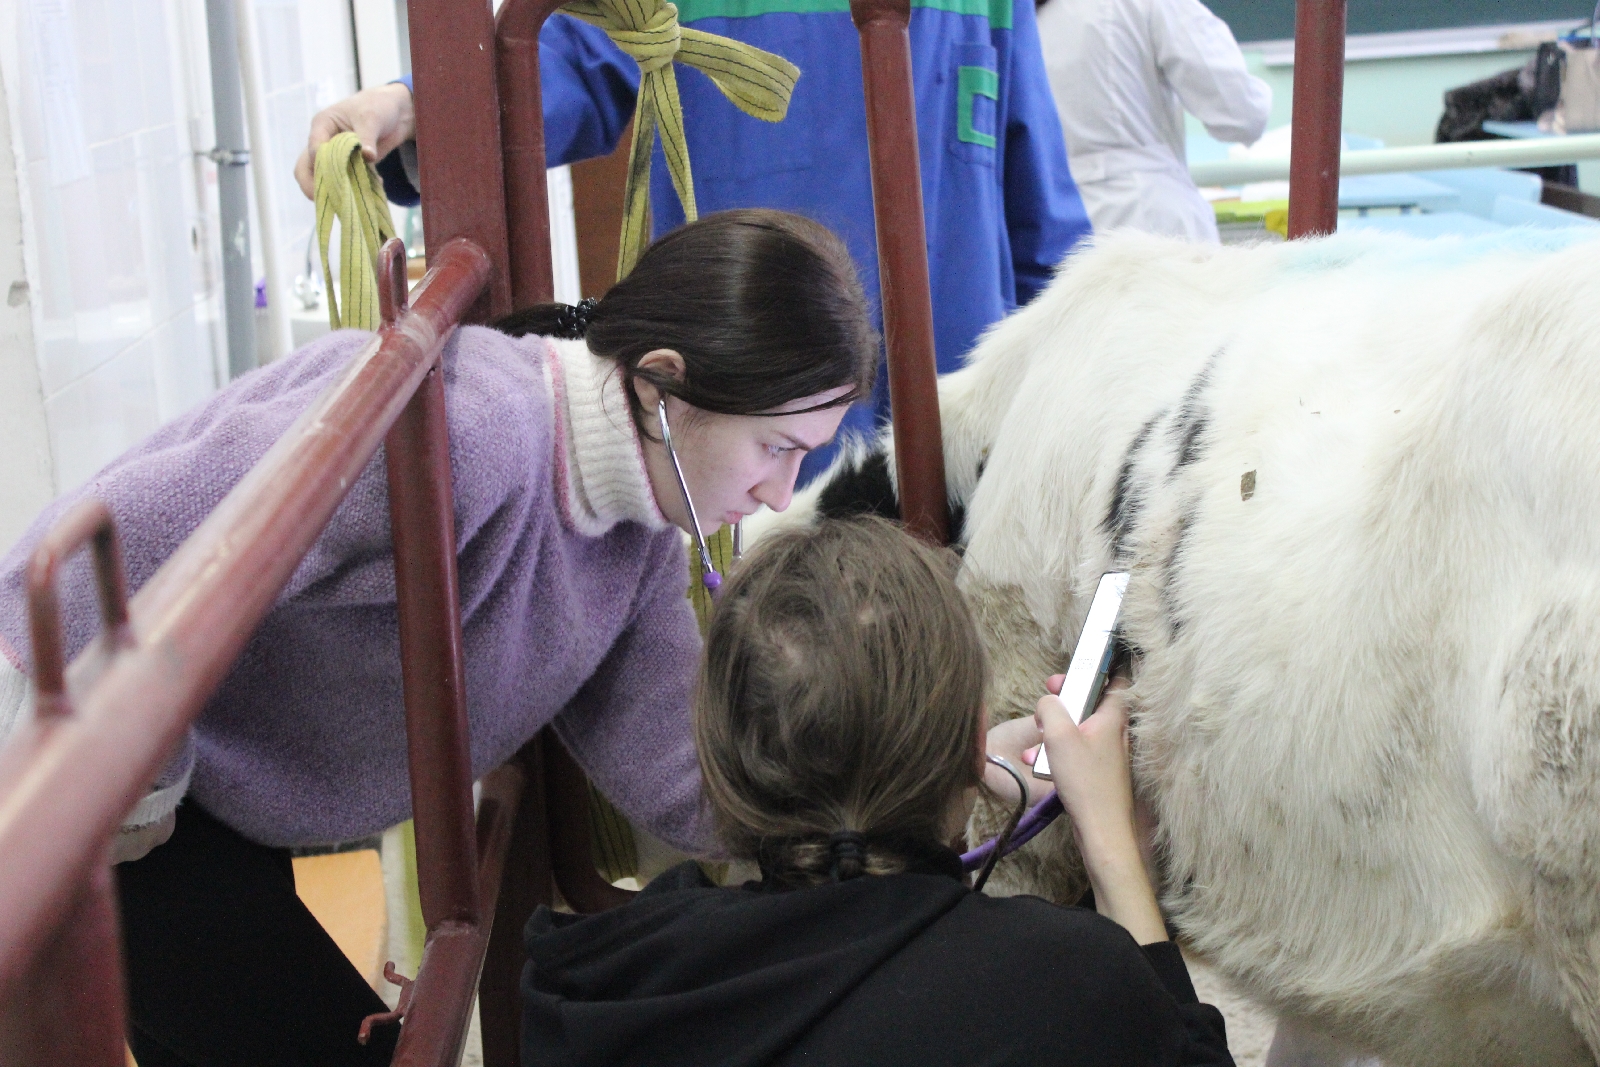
top-left (1032, 571), bottom-right (1128, 781)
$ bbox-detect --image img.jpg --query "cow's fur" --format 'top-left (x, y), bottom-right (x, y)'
top-left (754, 229), bottom-right (1600, 1066)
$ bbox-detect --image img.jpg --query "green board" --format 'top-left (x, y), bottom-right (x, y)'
top-left (1206, 1), bottom-right (1595, 45)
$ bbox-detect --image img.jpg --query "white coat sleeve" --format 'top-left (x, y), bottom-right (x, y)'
top-left (1149, 0), bottom-right (1271, 146)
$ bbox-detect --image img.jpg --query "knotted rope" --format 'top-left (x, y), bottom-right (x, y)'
top-left (559, 0), bottom-right (800, 279)
top-left (314, 131), bottom-right (396, 330)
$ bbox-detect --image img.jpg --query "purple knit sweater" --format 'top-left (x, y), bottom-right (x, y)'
top-left (0, 327), bottom-right (710, 851)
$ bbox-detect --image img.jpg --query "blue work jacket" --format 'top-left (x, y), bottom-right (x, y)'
top-left (383, 2), bottom-right (1092, 481)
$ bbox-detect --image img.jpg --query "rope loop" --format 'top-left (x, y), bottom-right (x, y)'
top-left (314, 131), bottom-right (396, 331)
top-left (559, 0), bottom-right (800, 278)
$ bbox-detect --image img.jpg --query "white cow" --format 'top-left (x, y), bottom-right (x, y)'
top-left (765, 228), bottom-right (1600, 1066)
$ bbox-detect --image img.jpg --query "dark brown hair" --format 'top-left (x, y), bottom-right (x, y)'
top-left (494, 210), bottom-right (879, 434)
top-left (693, 516), bottom-right (989, 885)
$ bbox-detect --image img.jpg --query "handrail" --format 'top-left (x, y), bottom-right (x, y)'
top-left (1193, 133), bottom-right (1600, 188)
top-left (0, 237), bottom-right (491, 1065)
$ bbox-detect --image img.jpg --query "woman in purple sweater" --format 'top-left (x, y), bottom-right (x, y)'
top-left (0, 210), bottom-right (878, 1066)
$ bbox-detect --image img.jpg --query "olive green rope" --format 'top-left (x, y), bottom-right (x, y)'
top-left (559, 0), bottom-right (800, 278)
top-left (314, 132), bottom-right (396, 331)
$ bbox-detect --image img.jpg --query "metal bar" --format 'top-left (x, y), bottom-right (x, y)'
top-left (479, 738), bottom-right (555, 1067)
top-left (388, 370), bottom-right (480, 925)
top-left (390, 761), bottom-right (523, 1067)
top-left (203, 0), bottom-right (258, 377)
top-left (235, 0), bottom-right (293, 362)
top-left (1191, 133), bottom-right (1600, 187)
top-left (496, 0), bottom-right (569, 310)
top-left (384, 242), bottom-right (480, 929)
top-left (1286, 0), bottom-right (1346, 238)
top-left (546, 732), bottom-right (634, 913)
top-left (849, 0), bottom-right (948, 546)
top-left (0, 863), bottom-right (127, 1067)
top-left (26, 501), bottom-right (130, 722)
top-left (0, 238), bottom-right (491, 1003)
top-left (408, 0), bottom-right (514, 321)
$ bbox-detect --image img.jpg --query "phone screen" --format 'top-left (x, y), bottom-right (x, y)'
top-left (1032, 571), bottom-right (1128, 781)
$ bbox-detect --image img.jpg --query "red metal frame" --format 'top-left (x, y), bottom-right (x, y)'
top-left (0, 235), bottom-right (492, 1067)
top-left (850, 0), bottom-right (948, 546)
top-left (1287, 0), bottom-right (1347, 238)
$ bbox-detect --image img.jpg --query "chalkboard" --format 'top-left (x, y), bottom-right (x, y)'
top-left (1206, 1), bottom-right (1596, 44)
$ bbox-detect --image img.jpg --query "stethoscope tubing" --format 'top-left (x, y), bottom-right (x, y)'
top-left (658, 397), bottom-right (739, 594)
top-left (961, 791), bottom-right (1063, 873)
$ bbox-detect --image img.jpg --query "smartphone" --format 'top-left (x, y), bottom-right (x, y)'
top-left (1032, 571), bottom-right (1129, 781)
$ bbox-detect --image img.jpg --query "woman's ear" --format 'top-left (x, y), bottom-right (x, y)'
top-left (631, 348), bottom-right (687, 410)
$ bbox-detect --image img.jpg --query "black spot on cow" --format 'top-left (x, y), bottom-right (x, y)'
top-left (1170, 351), bottom-right (1222, 477)
top-left (1160, 498), bottom-right (1199, 638)
top-left (815, 447), bottom-right (967, 544)
top-left (1103, 410), bottom-right (1165, 560)
top-left (818, 449), bottom-right (898, 521)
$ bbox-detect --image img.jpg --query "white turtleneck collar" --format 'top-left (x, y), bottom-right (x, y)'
top-left (545, 337), bottom-right (670, 536)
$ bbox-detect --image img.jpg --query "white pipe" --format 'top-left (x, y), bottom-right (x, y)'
top-left (234, 0), bottom-right (293, 362)
top-left (1191, 134), bottom-right (1600, 187)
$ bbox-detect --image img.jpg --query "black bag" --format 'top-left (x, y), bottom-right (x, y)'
top-left (1435, 67), bottom-right (1533, 144)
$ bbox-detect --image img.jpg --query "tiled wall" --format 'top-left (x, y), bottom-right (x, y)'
top-left (248, 0), bottom-right (357, 358)
top-left (1, 0), bottom-right (580, 526)
top-left (0, 0), bottom-right (357, 504)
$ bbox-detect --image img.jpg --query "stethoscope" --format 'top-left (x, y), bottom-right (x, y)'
top-left (968, 757), bottom-right (1063, 891)
top-left (658, 398), bottom-right (742, 596)
top-left (658, 395), bottom-right (1057, 883)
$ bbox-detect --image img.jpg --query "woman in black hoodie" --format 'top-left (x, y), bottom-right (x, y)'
top-left (522, 517), bottom-right (1233, 1067)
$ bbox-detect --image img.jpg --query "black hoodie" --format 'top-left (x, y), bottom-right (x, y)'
top-left (521, 850), bottom-right (1233, 1067)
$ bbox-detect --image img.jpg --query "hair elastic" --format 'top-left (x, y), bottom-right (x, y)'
top-left (827, 830), bottom-right (868, 881)
top-left (553, 297), bottom-right (599, 339)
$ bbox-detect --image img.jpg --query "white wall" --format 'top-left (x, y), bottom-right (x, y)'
top-left (0, 0), bottom-right (581, 541)
top-left (0, 62), bottom-right (52, 549)
top-left (244, 0), bottom-right (358, 360)
top-left (0, 0), bottom-right (224, 500)
top-left (0, 0), bottom-right (360, 532)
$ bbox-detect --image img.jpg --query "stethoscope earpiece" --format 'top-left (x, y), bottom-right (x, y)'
top-left (657, 398), bottom-right (741, 597)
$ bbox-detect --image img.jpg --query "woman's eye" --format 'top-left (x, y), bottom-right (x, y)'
top-left (766, 444), bottom-right (797, 458)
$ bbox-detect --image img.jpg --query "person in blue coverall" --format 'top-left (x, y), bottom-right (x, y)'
top-left (297, 3), bottom-right (1092, 482)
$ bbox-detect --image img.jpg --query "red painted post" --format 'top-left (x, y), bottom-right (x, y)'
top-left (2, 506), bottom-right (132, 1067)
top-left (384, 245), bottom-right (481, 928)
top-left (849, 0), bottom-right (949, 546)
top-left (479, 739), bottom-right (555, 1067)
top-left (496, 0), bottom-right (571, 309)
top-left (408, 0), bottom-right (514, 320)
top-left (390, 761), bottom-right (525, 1067)
top-left (387, 366), bottom-right (480, 927)
top-left (1286, 0), bottom-right (1346, 239)
top-left (0, 863), bottom-right (127, 1067)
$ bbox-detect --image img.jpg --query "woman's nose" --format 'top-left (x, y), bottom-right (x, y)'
top-left (752, 456), bottom-right (801, 513)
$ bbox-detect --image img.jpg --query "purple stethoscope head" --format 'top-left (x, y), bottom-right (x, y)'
top-left (658, 398), bottom-right (742, 596)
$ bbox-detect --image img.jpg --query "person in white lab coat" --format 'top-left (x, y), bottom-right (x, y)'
top-left (1038, 0), bottom-right (1271, 242)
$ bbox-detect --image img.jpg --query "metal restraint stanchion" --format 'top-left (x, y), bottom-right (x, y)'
top-left (849, 0), bottom-right (949, 546)
top-left (1286, 0), bottom-right (1347, 238)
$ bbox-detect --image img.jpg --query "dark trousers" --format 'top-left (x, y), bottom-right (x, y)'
top-left (116, 803), bottom-right (401, 1067)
